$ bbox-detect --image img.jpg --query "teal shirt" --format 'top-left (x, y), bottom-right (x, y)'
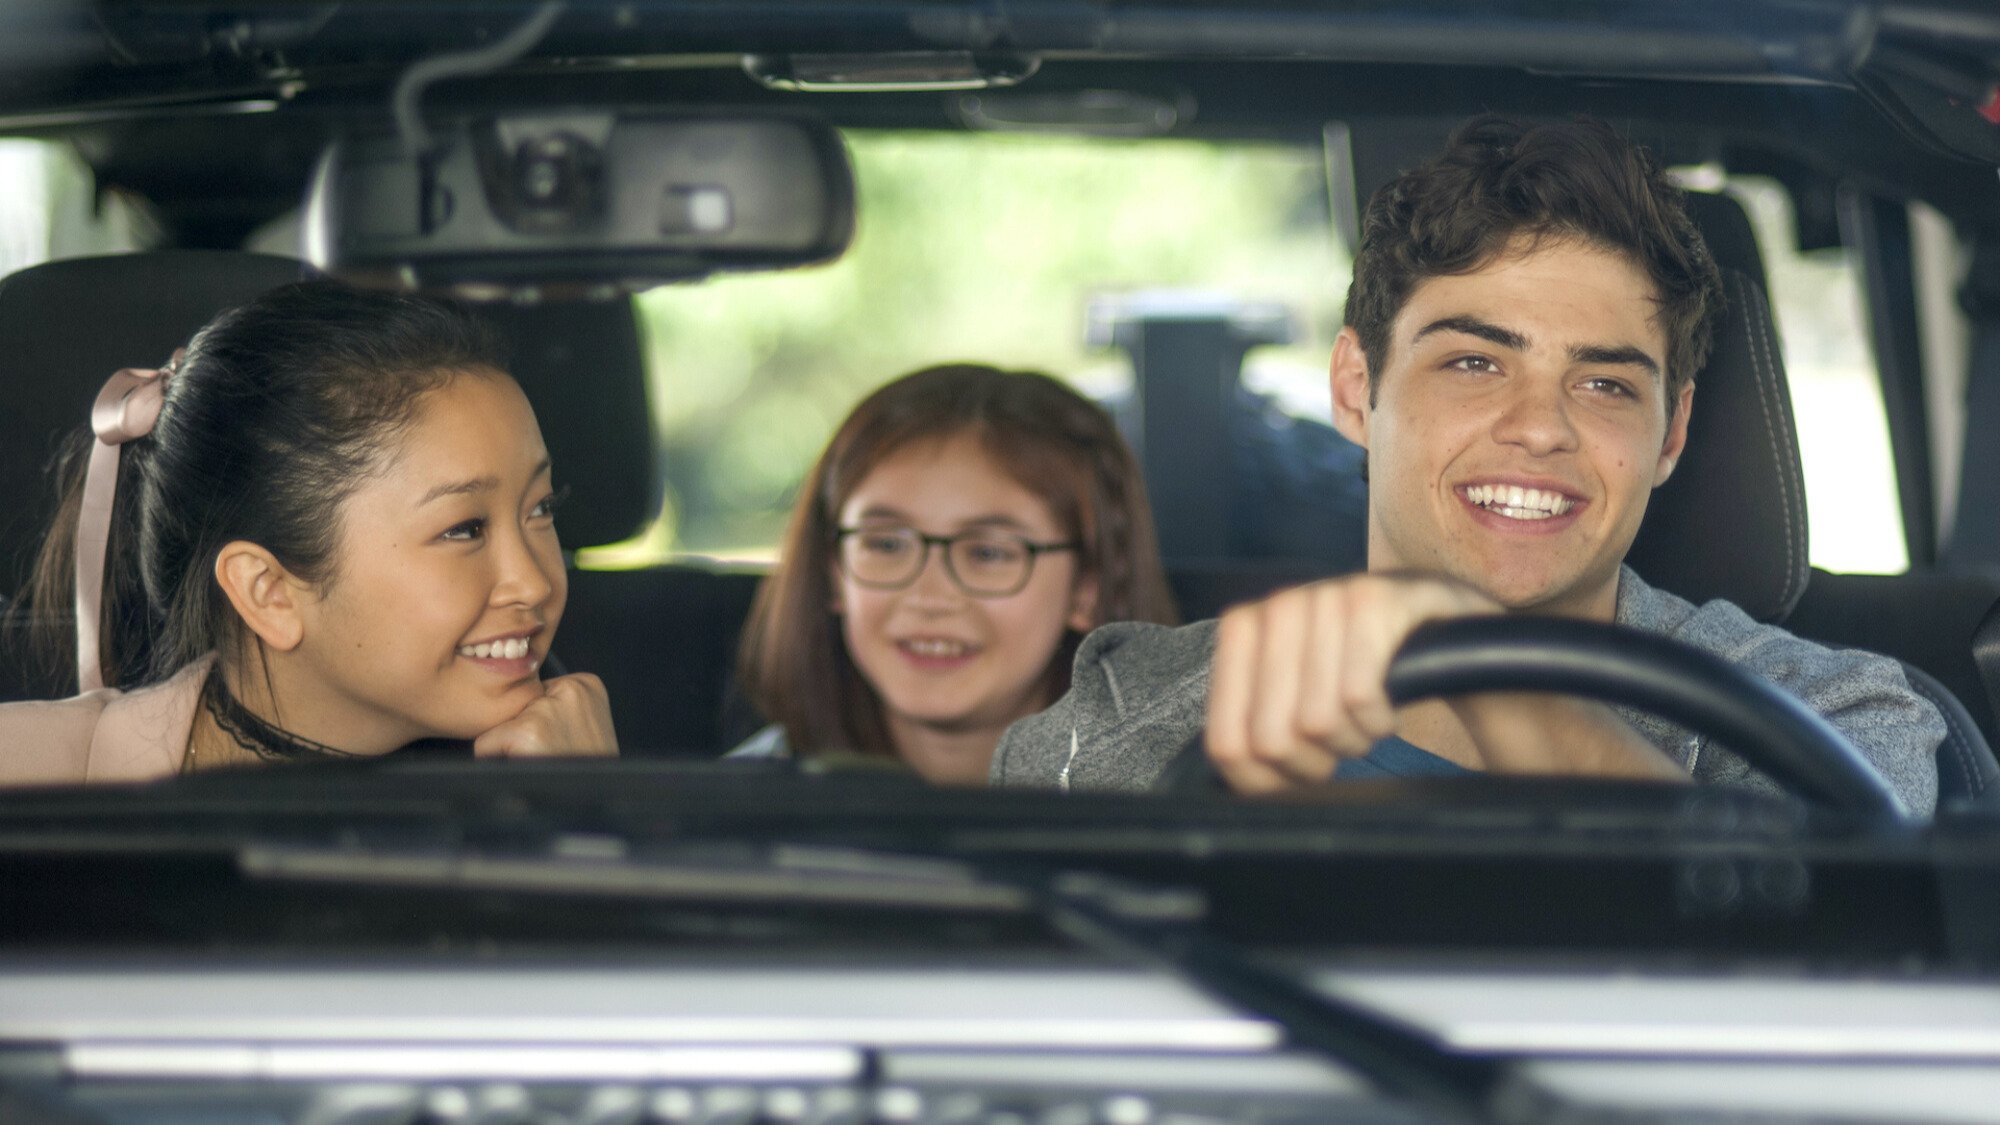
top-left (1338, 735), bottom-right (1469, 779)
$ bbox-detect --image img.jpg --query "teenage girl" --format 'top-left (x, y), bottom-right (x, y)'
top-left (0, 280), bottom-right (615, 782)
top-left (732, 363), bottom-right (1176, 783)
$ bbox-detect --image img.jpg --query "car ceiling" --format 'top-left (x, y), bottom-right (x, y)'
top-left (3, 1), bottom-right (1998, 247)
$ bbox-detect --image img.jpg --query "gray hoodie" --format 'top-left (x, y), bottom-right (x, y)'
top-left (989, 566), bottom-right (1942, 815)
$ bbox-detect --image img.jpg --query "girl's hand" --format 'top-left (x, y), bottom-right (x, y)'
top-left (472, 672), bottom-right (619, 759)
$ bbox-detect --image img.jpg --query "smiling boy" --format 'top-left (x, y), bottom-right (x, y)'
top-left (990, 116), bottom-right (1943, 813)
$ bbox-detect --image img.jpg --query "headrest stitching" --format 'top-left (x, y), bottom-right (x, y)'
top-left (1912, 672), bottom-right (1978, 795)
top-left (1737, 271), bottom-right (1805, 617)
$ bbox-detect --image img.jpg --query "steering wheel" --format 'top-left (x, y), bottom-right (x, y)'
top-left (1163, 616), bottom-right (1905, 819)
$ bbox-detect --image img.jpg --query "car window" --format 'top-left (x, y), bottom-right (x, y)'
top-left (592, 128), bottom-right (1349, 567)
top-left (0, 139), bottom-right (152, 274)
top-left (605, 138), bottom-right (1911, 578)
top-left (1725, 174), bottom-right (1909, 575)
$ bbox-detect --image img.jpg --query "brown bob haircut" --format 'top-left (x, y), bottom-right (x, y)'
top-left (737, 363), bottom-right (1178, 760)
top-left (1345, 115), bottom-right (1722, 412)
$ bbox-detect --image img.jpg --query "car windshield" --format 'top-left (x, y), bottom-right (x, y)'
top-left (1, 3), bottom-right (1999, 1122)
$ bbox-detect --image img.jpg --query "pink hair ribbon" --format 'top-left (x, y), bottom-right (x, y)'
top-left (73, 350), bottom-right (181, 693)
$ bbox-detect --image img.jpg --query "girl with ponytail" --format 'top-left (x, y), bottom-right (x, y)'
top-left (0, 279), bottom-right (616, 783)
top-left (732, 364), bottom-right (1176, 783)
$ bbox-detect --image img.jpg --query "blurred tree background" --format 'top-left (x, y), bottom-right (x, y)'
top-left (600, 129), bottom-right (1347, 564)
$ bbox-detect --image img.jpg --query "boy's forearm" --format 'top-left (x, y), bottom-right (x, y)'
top-left (1449, 693), bottom-right (1690, 780)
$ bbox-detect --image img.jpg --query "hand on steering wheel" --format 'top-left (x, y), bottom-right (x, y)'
top-left (1175, 614), bottom-right (1904, 818)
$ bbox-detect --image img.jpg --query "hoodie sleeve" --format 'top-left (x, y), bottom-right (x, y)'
top-left (1615, 572), bottom-right (1942, 816)
top-left (1679, 601), bottom-right (1942, 817)
top-left (990, 620), bottom-right (1217, 792)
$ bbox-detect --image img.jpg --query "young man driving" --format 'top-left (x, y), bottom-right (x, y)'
top-left (989, 116), bottom-right (1943, 815)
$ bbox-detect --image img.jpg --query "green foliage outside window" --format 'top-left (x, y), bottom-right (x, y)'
top-left (596, 130), bottom-right (1346, 565)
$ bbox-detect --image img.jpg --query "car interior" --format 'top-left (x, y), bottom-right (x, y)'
top-left (0, 86), bottom-right (1996, 806)
top-left (1, 207), bottom-right (1995, 802)
top-left (5, 6), bottom-right (2000, 1125)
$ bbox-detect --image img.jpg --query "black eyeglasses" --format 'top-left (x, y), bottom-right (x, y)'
top-left (835, 525), bottom-right (1079, 597)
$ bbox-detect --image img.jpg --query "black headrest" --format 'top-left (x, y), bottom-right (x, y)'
top-left (0, 251), bottom-right (312, 600)
top-left (1683, 189), bottom-right (1769, 287)
top-left (1626, 192), bottom-right (1809, 622)
top-left (477, 299), bottom-right (655, 550)
top-left (0, 252), bottom-right (654, 603)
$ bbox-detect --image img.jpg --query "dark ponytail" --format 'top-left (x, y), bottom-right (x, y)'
top-left (22, 429), bottom-right (149, 692)
top-left (19, 280), bottom-right (504, 693)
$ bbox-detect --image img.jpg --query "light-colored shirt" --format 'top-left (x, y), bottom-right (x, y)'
top-left (725, 723), bottom-right (792, 760)
top-left (0, 657), bottom-right (210, 785)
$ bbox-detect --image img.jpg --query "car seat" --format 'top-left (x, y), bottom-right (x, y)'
top-left (0, 251), bottom-right (312, 700)
top-left (0, 250), bottom-right (656, 701)
top-left (1629, 191), bottom-right (1999, 805)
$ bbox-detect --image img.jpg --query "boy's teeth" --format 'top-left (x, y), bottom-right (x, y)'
top-left (1464, 484), bottom-right (1574, 519)
top-left (904, 639), bottom-right (968, 657)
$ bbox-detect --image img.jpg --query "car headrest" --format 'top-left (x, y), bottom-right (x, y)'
top-left (0, 251), bottom-right (654, 605)
top-left (478, 299), bottom-right (655, 551)
top-left (1626, 191), bottom-right (1809, 623)
top-left (0, 251), bottom-right (313, 601)
top-left (1683, 188), bottom-right (1770, 287)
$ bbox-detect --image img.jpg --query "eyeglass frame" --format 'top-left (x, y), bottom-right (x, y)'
top-left (833, 524), bottom-right (1081, 598)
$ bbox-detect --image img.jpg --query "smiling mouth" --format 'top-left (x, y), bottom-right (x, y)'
top-left (458, 637), bottom-right (533, 660)
top-left (899, 638), bottom-right (976, 659)
top-left (1461, 483), bottom-right (1578, 521)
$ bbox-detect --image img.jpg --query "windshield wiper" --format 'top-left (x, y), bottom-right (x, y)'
top-left (241, 836), bottom-right (1500, 1121)
top-left (1044, 872), bottom-right (1500, 1124)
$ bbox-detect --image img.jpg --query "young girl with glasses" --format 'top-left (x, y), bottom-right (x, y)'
top-left (0, 280), bottom-right (616, 783)
top-left (731, 364), bottom-right (1177, 783)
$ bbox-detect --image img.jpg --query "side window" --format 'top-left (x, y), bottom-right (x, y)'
top-left (600, 130), bottom-right (1348, 566)
top-left (0, 140), bottom-right (152, 275)
top-left (1727, 176), bottom-right (1909, 574)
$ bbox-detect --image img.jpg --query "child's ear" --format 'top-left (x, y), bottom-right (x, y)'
top-left (1066, 572), bottom-right (1100, 633)
top-left (213, 542), bottom-right (307, 652)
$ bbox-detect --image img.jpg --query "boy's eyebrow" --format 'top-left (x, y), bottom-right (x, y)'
top-left (1415, 316), bottom-right (1663, 378)
top-left (1571, 343), bottom-right (1663, 377)
top-left (419, 458), bottom-right (551, 506)
top-left (1412, 315), bottom-right (1529, 352)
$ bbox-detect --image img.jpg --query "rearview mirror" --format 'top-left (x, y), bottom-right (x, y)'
top-left (304, 111), bottom-right (855, 298)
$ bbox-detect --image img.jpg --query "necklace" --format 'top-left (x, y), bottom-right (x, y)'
top-left (200, 671), bottom-right (364, 763)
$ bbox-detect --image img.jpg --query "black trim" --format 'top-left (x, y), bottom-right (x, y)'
top-left (1839, 188), bottom-right (1939, 567)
